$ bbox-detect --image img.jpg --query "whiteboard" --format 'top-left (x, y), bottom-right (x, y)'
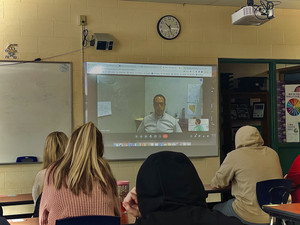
top-left (0, 61), bottom-right (72, 163)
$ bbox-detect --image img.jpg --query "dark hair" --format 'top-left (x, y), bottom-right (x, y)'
top-left (196, 119), bottom-right (201, 124)
top-left (49, 122), bottom-right (117, 197)
top-left (294, 86), bottom-right (300, 92)
top-left (153, 94), bottom-right (166, 104)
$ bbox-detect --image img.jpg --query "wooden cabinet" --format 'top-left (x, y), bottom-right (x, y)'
top-left (220, 91), bottom-right (270, 160)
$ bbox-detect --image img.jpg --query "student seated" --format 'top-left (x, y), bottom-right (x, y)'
top-left (286, 154), bottom-right (300, 203)
top-left (32, 131), bottom-right (68, 205)
top-left (211, 125), bottom-right (282, 225)
top-left (39, 122), bottom-right (121, 225)
top-left (123, 151), bottom-right (244, 225)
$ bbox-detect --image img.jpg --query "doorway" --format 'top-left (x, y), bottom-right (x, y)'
top-left (219, 60), bottom-right (270, 162)
top-left (219, 59), bottom-right (300, 173)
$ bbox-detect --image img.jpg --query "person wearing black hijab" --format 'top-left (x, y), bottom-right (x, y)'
top-left (124, 151), bottom-right (244, 225)
top-left (0, 217), bottom-right (9, 225)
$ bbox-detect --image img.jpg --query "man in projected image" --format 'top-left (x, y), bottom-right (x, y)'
top-left (137, 94), bottom-right (182, 133)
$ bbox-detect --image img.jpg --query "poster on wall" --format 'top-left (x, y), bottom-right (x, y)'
top-left (285, 84), bottom-right (300, 142)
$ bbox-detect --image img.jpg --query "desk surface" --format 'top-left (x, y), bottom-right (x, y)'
top-left (9, 218), bottom-right (38, 225)
top-left (5, 186), bottom-right (225, 224)
top-left (0, 186), bottom-right (222, 205)
top-left (0, 185), bottom-right (222, 204)
top-left (263, 203), bottom-right (300, 223)
top-left (0, 194), bottom-right (33, 206)
top-left (8, 215), bottom-right (135, 225)
top-left (204, 184), bottom-right (231, 194)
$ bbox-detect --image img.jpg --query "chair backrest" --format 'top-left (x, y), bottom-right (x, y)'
top-left (55, 215), bottom-right (120, 225)
top-left (256, 178), bottom-right (292, 209)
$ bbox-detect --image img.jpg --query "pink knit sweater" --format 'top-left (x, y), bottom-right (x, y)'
top-left (39, 169), bottom-right (121, 225)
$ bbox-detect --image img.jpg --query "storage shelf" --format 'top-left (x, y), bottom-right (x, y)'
top-left (220, 91), bottom-right (270, 158)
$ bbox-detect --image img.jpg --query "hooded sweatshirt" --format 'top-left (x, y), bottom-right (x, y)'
top-left (135, 151), bottom-right (244, 225)
top-left (211, 125), bottom-right (283, 224)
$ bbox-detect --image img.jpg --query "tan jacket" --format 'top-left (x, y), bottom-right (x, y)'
top-left (211, 126), bottom-right (282, 223)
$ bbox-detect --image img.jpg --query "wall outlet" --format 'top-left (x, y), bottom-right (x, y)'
top-left (78, 15), bottom-right (87, 26)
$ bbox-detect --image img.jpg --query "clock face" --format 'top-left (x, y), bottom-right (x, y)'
top-left (157, 15), bottom-right (181, 40)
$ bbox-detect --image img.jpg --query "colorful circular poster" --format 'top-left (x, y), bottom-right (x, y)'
top-left (287, 98), bottom-right (300, 116)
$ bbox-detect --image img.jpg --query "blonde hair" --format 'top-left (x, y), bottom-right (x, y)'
top-left (49, 122), bottom-right (118, 197)
top-left (43, 131), bottom-right (68, 169)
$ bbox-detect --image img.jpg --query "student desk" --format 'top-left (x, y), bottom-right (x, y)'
top-left (7, 187), bottom-right (228, 224)
top-left (0, 194), bottom-right (34, 219)
top-left (204, 184), bottom-right (232, 209)
top-left (9, 218), bottom-right (38, 225)
top-left (204, 184), bottom-right (231, 194)
top-left (263, 203), bottom-right (300, 223)
top-left (9, 215), bottom-right (136, 225)
top-left (1, 186), bottom-right (224, 205)
top-left (0, 194), bottom-right (33, 206)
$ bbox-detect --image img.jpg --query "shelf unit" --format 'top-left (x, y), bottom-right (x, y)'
top-left (220, 91), bottom-right (270, 159)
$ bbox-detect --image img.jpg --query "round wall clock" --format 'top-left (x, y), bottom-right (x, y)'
top-left (157, 15), bottom-right (181, 40)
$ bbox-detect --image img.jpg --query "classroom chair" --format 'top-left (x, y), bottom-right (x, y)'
top-left (256, 179), bottom-right (293, 225)
top-left (55, 215), bottom-right (120, 225)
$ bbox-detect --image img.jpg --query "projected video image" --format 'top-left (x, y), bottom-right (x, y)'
top-left (188, 118), bottom-right (209, 132)
top-left (85, 62), bottom-right (218, 160)
top-left (96, 75), bottom-right (205, 134)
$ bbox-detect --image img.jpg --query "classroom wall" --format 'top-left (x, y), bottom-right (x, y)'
top-left (0, 0), bottom-right (300, 206)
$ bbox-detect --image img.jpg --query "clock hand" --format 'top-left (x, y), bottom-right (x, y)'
top-left (165, 23), bottom-right (173, 35)
top-left (167, 25), bottom-right (173, 35)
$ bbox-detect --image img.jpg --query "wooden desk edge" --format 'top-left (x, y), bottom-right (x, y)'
top-left (8, 215), bottom-right (135, 225)
top-left (204, 184), bottom-right (231, 194)
top-left (9, 217), bottom-right (38, 225)
top-left (262, 204), bottom-right (300, 222)
top-left (0, 194), bottom-right (33, 206)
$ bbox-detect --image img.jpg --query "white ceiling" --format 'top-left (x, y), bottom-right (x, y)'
top-left (122, 0), bottom-right (300, 9)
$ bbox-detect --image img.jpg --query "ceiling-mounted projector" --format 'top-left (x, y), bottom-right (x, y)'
top-left (232, 6), bottom-right (274, 26)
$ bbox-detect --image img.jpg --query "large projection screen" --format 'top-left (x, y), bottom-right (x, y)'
top-left (84, 62), bottom-right (218, 160)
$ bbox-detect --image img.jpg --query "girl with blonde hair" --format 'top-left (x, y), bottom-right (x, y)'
top-left (32, 131), bottom-right (68, 205)
top-left (39, 122), bottom-right (120, 225)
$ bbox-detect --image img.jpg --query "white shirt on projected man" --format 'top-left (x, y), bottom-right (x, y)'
top-left (137, 112), bottom-right (182, 133)
top-left (138, 94), bottom-right (183, 133)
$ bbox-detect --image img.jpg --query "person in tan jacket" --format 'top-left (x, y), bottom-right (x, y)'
top-left (211, 125), bottom-right (282, 225)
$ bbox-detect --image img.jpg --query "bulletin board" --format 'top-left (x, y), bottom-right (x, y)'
top-left (285, 84), bottom-right (300, 142)
top-left (0, 61), bottom-right (72, 163)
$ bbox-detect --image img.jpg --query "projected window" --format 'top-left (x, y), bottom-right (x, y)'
top-left (84, 62), bottom-right (218, 160)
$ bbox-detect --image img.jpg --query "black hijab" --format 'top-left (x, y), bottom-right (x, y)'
top-left (136, 151), bottom-right (207, 217)
top-left (135, 151), bottom-right (244, 225)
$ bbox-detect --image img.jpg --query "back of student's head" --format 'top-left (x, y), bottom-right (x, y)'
top-left (136, 151), bottom-right (207, 217)
top-left (50, 122), bottom-right (117, 197)
top-left (235, 125), bottom-right (264, 148)
top-left (43, 131), bottom-right (68, 169)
